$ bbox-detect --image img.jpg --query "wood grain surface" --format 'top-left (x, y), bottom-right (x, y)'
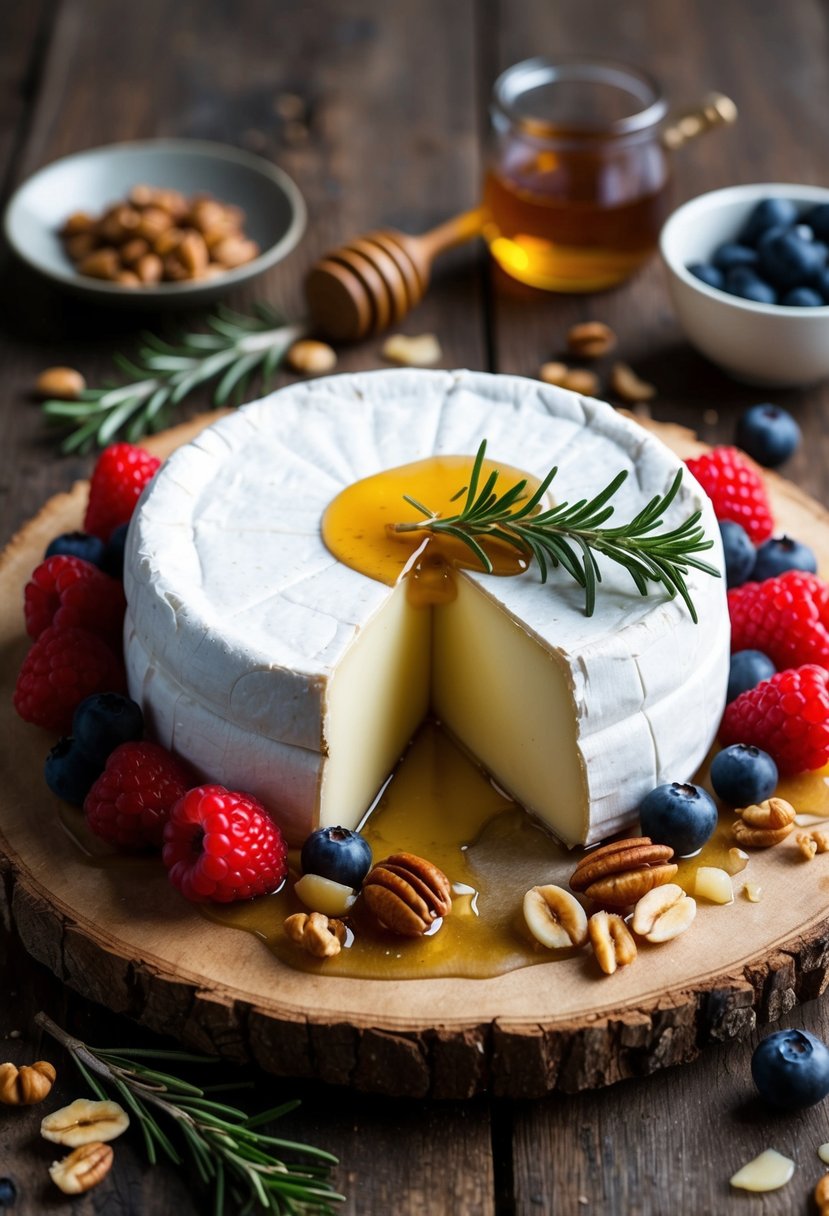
top-left (2, 1), bottom-right (829, 1213)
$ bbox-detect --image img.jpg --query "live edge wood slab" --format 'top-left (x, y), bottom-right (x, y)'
top-left (2, 409), bottom-right (829, 1101)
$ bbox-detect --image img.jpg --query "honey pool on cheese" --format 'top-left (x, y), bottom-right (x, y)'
top-left (124, 368), bottom-right (730, 847)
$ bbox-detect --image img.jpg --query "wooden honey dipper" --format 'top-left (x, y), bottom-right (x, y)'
top-left (305, 207), bottom-right (485, 342)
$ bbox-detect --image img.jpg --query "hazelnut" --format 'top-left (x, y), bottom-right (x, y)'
top-left (287, 340), bottom-right (338, 375)
top-left (566, 321), bottom-right (617, 359)
top-left (0, 1060), bottom-right (56, 1105)
top-left (34, 367), bottom-right (86, 400)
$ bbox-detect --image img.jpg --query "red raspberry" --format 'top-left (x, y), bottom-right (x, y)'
top-left (729, 571), bottom-right (829, 670)
top-left (25, 555), bottom-right (126, 645)
top-left (13, 625), bottom-right (125, 733)
top-left (163, 785), bottom-right (288, 903)
top-left (84, 443), bottom-right (160, 541)
top-left (685, 446), bottom-right (774, 543)
top-left (720, 665), bottom-right (829, 775)
top-left (84, 741), bottom-right (193, 850)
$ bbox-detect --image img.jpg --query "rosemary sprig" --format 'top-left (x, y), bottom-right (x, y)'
top-left (41, 304), bottom-right (306, 454)
top-left (36, 1012), bottom-right (344, 1215)
top-left (391, 439), bottom-right (720, 621)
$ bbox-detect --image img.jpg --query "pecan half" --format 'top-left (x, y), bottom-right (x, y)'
top-left (49, 1142), bottom-right (114, 1195)
top-left (570, 837), bottom-right (677, 909)
top-left (588, 910), bottom-right (637, 975)
top-left (42, 1099), bottom-right (129, 1147)
top-left (362, 853), bottom-right (451, 936)
top-left (733, 797), bottom-right (795, 848)
top-left (0, 1060), bottom-right (56, 1105)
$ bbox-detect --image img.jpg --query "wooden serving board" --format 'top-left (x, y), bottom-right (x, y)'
top-left (3, 413), bottom-right (829, 1100)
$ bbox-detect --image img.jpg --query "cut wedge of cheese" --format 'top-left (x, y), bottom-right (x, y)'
top-left (124, 369), bottom-right (729, 846)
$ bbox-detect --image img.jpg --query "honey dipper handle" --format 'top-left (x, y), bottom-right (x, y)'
top-left (413, 207), bottom-right (487, 263)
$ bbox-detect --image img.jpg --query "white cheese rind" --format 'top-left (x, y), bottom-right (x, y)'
top-left (125, 369), bottom-right (729, 845)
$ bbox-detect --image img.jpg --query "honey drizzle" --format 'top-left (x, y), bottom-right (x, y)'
top-left (321, 454), bottom-right (539, 607)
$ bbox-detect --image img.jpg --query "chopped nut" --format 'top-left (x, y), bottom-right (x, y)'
top-left (560, 368), bottom-right (599, 396)
top-left (41, 1098), bottom-right (129, 1146)
top-left (610, 361), bottom-right (656, 403)
top-left (729, 1148), bottom-right (794, 1192)
top-left (693, 866), bottom-right (733, 904)
top-left (798, 831), bottom-right (818, 860)
top-left (631, 883), bottom-right (696, 943)
top-left (819, 1143), bottom-right (829, 1166)
top-left (49, 1142), bottom-right (114, 1195)
top-left (0, 1060), bottom-right (56, 1105)
top-left (725, 847), bottom-right (749, 875)
top-left (566, 321), bottom-right (617, 359)
top-left (588, 910), bottom-right (637, 974)
top-left (538, 361), bottom-right (570, 387)
top-left (524, 884), bottom-right (588, 949)
top-left (287, 339), bottom-right (338, 375)
top-left (570, 837), bottom-right (677, 909)
top-left (743, 881), bottom-right (763, 903)
top-left (362, 852), bottom-right (452, 936)
top-left (733, 797), bottom-right (796, 848)
top-left (284, 912), bottom-right (347, 959)
top-left (293, 872), bottom-right (356, 917)
top-left (34, 367), bottom-right (86, 400)
top-left (382, 333), bottom-right (442, 367)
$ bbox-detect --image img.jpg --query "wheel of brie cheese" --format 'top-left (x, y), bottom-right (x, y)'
top-left (124, 368), bottom-right (729, 848)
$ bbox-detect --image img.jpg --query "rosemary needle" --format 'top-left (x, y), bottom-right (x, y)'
top-left (390, 439), bottom-right (720, 621)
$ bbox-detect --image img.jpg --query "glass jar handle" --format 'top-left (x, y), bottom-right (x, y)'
top-left (661, 92), bottom-right (738, 150)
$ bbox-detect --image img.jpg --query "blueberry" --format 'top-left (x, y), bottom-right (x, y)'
top-left (752, 535), bottom-right (817, 581)
top-left (756, 223), bottom-right (791, 254)
top-left (740, 197), bottom-right (799, 245)
top-left (736, 402), bottom-right (801, 467)
top-left (793, 223), bottom-right (815, 242)
top-left (45, 530), bottom-right (105, 567)
top-left (805, 203), bottom-right (829, 242)
top-left (100, 522), bottom-right (130, 579)
top-left (72, 692), bottom-right (144, 766)
top-left (719, 521), bottom-right (756, 588)
top-left (758, 230), bottom-right (827, 290)
top-left (727, 650), bottom-right (776, 703)
top-left (0, 1178), bottom-right (16, 1208)
top-left (301, 826), bottom-right (372, 888)
top-left (45, 737), bottom-right (101, 805)
top-left (752, 1028), bottom-right (829, 1110)
top-left (688, 262), bottom-right (724, 290)
top-left (638, 782), bottom-right (718, 857)
top-left (712, 243), bottom-right (758, 272)
top-left (781, 286), bottom-right (824, 306)
top-left (724, 267), bottom-right (777, 304)
top-left (710, 743), bottom-right (778, 806)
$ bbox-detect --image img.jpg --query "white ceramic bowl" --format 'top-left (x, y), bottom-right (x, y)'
top-left (660, 183), bottom-right (829, 387)
top-left (3, 139), bottom-right (306, 308)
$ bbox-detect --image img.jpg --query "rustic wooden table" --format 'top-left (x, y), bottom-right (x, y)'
top-left (2, 1), bottom-right (829, 1212)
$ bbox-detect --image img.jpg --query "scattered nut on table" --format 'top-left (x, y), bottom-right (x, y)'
top-left (566, 321), bottom-right (617, 359)
top-left (733, 797), bottom-right (795, 848)
top-left (725, 847), bottom-right (749, 875)
top-left (610, 361), bottom-right (656, 403)
top-left (49, 1142), bottom-right (114, 1195)
top-left (797, 828), bottom-right (829, 859)
top-left (381, 333), bottom-right (442, 367)
top-left (287, 339), bottom-right (338, 375)
top-left (34, 367), bottom-right (86, 400)
top-left (523, 884), bottom-right (588, 949)
top-left (558, 368), bottom-right (600, 396)
top-left (631, 883), bottom-right (696, 943)
top-left (816, 1173), bottom-right (829, 1215)
top-left (41, 1098), bottom-right (130, 1146)
top-left (729, 1148), bottom-right (794, 1192)
top-left (569, 836), bottom-right (677, 909)
top-left (588, 910), bottom-right (637, 974)
top-left (284, 911), bottom-right (347, 958)
top-left (0, 1060), bottom-right (56, 1105)
top-left (362, 852), bottom-right (451, 936)
top-left (693, 866), bottom-right (733, 905)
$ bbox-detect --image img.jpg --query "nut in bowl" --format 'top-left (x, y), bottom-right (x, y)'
top-left (3, 139), bottom-right (306, 307)
top-left (660, 183), bottom-right (829, 387)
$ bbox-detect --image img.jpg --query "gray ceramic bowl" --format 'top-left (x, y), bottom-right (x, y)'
top-left (3, 139), bottom-right (306, 307)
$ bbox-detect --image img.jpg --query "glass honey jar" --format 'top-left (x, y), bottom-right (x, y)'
top-left (483, 58), bottom-right (673, 292)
